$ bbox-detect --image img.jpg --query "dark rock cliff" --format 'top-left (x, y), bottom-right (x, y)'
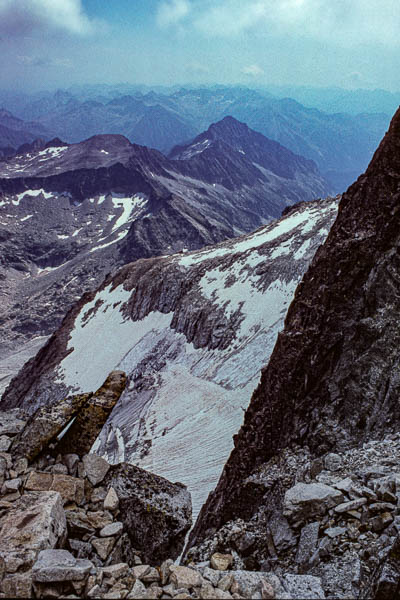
top-left (189, 107), bottom-right (400, 546)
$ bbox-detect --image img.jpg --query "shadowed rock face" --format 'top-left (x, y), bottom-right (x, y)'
top-left (54, 371), bottom-right (127, 456)
top-left (189, 107), bottom-right (400, 547)
top-left (103, 462), bottom-right (192, 564)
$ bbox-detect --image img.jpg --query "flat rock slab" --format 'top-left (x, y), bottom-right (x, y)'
top-left (283, 482), bottom-right (344, 523)
top-left (282, 574), bottom-right (325, 599)
top-left (170, 565), bottom-right (203, 589)
top-left (103, 462), bottom-right (192, 564)
top-left (0, 491), bottom-right (66, 572)
top-left (25, 471), bottom-right (85, 505)
top-left (32, 549), bottom-right (93, 582)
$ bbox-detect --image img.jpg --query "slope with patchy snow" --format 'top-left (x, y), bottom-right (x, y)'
top-left (3, 196), bottom-right (338, 516)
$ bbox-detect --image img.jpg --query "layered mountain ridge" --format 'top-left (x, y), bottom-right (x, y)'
top-left (0, 116), bottom-right (331, 394)
top-left (1, 85), bottom-right (391, 191)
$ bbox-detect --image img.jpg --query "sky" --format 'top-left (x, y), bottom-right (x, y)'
top-left (0, 0), bottom-right (399, 92)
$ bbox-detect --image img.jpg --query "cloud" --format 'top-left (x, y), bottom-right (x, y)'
top-left (241, 64), bottom-right (264, 77)
top-left (156, 0), bottom-right (191, 28)
top-left (159, 0), bottom-right (400, 47)
top-left (0, 0), bottom-right (97, 37)
top-left (17, 55), bottom-right (73, 68)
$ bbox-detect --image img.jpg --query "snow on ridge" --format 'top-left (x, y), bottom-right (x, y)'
top-left (14, 189), bottom-right (55, 206)
top-left (178, 199), bottom-right (336, 267)
top-left (56, 283), bottom-right (172, 392)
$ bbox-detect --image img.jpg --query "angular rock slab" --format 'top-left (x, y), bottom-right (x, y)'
top-left (0, 408), bottom-right (27, 436)
top-left (32, 549), bottom-right (93, 582)
top-left (103, 462), bottom-right (192, 564)
top-left (55, 371), bottom-right (127, 456)
top-left (0, 491), bottom-right (66, 574)
top-left (283, 482), bottom-right (344, 523)
top-left (25, 470), bottom-right (85, 505)
top-left (11, 393), bottom-right (90, 461)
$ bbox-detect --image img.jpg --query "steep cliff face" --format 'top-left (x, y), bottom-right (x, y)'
top-left (189, 107), bottom-right (400, 546)
top-left (1, 197), bottom-right (338, 518)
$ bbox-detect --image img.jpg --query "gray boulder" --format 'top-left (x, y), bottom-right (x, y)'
top-left (0, 491), bottom-right (66, 575)
top-left (283, 482), bottom-right (344, 523)
top-left (103, 462), bottom-right (192, 564)
top-left (32, 549), bottom-right (93, 582)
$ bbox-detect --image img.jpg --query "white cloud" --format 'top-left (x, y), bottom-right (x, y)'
top-left (241, 64), bottom-right (264, 77)
top-left (157, 0), bottom-right (191, 28)
top-left (159, 0), bottom-right (400, 47)
top-left (0, 0), bottom-right (96, 37)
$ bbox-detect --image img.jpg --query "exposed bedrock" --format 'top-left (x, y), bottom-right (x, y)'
top-left (189, 108), bottom-right (400, 545)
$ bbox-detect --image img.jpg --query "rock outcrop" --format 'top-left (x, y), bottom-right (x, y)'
top-left (184, 108), bottom-right (400, 593)
top-left (10, 371), bottom-right (127, 461)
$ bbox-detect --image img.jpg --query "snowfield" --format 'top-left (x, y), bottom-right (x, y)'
top-left (51, 197), bottom-right (339, 517)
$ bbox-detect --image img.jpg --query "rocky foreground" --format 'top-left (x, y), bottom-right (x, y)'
top-left (0, 399), bottom-right (324, 600)
top-left (0, 371), bottom-right (397, 598)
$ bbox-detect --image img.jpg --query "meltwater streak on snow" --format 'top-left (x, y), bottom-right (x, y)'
top-left (56, 283), bottom-right (173, 392)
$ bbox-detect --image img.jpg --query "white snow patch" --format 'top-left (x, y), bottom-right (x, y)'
top-left (110, 194), bottom-right (147, 233)
top-left (89, 229), bottom-right (128, 253)
top-left (20, 214), bottom-right (33, 222)
top-left (14, 189), bottom-right (54, 205)
top-left (72, 228), bottom-right (82, 237)
top-left (56, 283), bottom-right (172, 392)
top-left (57, 234), bottom-right (69, 239)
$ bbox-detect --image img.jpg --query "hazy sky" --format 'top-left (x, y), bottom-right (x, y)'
top-left (0, 0), bottom-right (399, 92)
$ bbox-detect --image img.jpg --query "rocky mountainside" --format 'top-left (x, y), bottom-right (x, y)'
top-left (0, 109), bottom-right (51, 158)
top-left (0, 120), bottom-right (330, 394)
top-left (1, 197), bottom-right (338, 519)
top-left (184, 109), bottom-right (400, 596)
top-left (2, 86), bottom-right (390, 192)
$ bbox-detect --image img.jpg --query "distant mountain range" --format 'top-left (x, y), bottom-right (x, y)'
top-left (0, 117), bottom-right (331, 393)
top-left (0, 109), bottom-right (52, 158)
top-left (0, 85), bottom-right (392, 192)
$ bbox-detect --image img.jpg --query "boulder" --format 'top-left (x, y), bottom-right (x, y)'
top-left (0, 491), bottom-right (66, 573)
top-left (32, 549), bottom-right (93, 582)
top-left (170, 565), bottom-right (203, 588)
top-left (211, 553), bottom-right (234, 571)
top-left (283, 483), bottom-right (344, 523)
top-left (103, 462), bottom-right (192, 563)
top-left (0, 409), bottom-right (27, 436)
top-left (100, 521), bottom-right (123, 537)
top-left (25, 470), bottom-right (85, 505)
top-left (104, 486), bottom-right (119, 511)
top-left (296, 522), bottom-right (320, 573)
top-left (83, 454), bottom-right (110, 486)
top-left (55, 371), bottom-right (127, 456)
top-left (281, 574), bottom-right (325, 599)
